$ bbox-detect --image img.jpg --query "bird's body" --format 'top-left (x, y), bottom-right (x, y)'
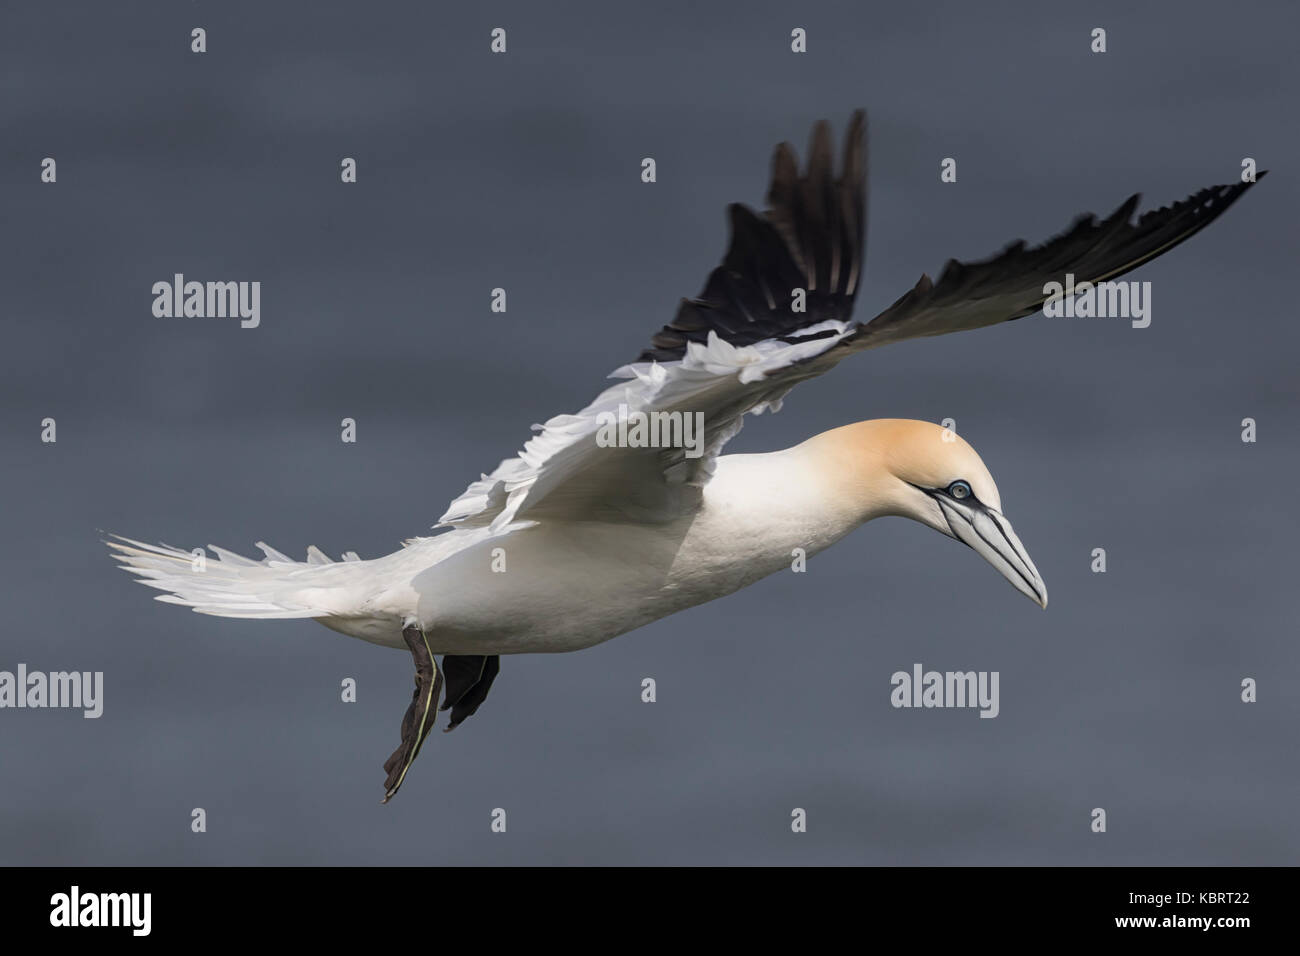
top-left (106, 110), bottom-right (1262, 800)
top-left (326, 435), bottom-right (861, 654)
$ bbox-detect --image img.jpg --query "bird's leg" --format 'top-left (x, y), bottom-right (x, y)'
top-left (440, 655), bottom-right (501, 732)
top-left (381, 624), bottom-right (443, 803)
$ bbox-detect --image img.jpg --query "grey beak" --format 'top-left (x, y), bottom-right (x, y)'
top-left (934, 496), bottom-right (1048, 609)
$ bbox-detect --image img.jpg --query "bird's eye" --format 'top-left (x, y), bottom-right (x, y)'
top-left (947, 480), bottom-right (973, 500)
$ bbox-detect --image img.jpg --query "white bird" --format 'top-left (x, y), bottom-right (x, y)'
top-left (107, 111), bottom-right (1261, 801)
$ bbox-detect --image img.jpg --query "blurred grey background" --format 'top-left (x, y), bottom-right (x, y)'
top-left (1, 0), bottom-right (1296, 865)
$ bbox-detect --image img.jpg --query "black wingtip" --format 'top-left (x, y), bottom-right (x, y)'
top-left (844, 109), bottom-right (867, 152)
top-left (634, 111), bottom-right (870, 363)
top-left (861, 168), bottom-right (1266, 346)
top-left (1106, 192), bottom-right (1141, 224)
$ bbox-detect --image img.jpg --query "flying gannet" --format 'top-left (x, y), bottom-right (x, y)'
top-left (107, 111), bottom-right (1262, 801)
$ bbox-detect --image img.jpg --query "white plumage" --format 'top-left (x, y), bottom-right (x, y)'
top-left (104, 110), bottom-right (1260, 799)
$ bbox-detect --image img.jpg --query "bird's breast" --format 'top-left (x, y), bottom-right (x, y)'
top-left (415, 449), bottom-right (865, 654)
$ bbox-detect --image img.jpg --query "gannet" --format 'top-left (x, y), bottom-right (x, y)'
top-left (107, 111), bottom-right (1261, 801)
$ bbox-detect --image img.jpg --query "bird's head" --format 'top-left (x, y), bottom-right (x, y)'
top-left (808, 419), bottom-right (1047, 608)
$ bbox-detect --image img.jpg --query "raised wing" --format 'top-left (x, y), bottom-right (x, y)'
top-left (851, 174), bottom-right (1263, 352)
top-left (638, 110), bottom-right (867, 361)
top-left (439, 112), bottom-right (869, 531)
top-left (439, 111), bottom-right (1262, 533)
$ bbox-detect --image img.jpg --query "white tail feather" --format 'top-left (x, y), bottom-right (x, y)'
top-left (105, 534), bottom-right (368, 620)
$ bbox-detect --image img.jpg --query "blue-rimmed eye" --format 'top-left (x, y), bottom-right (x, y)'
top-left (947, 480), bottom-right (973, 500)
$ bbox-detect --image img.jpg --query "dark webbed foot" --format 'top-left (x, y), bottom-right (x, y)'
top-left (440, 654), bottom-right (500, 731)
top-left (381, 625), bottom-right (443, 803)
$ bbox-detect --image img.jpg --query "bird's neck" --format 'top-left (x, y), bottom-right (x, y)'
top-left (700, 438), bottom-right (889, 562)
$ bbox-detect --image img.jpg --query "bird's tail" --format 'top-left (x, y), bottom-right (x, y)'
top-left (105, 534), bottom-right (371, 619)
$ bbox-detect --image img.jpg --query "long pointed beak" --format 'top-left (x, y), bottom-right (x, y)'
top-left (934, 497), bottom-right (1048, 609)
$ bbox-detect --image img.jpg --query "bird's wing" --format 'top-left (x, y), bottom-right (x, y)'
top-left (439, 112), bottom-right (868, 530)
top-left (439, 111), bottom-right (1261, 531)
top-left (847, 174), bottom-right (1263, 353)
